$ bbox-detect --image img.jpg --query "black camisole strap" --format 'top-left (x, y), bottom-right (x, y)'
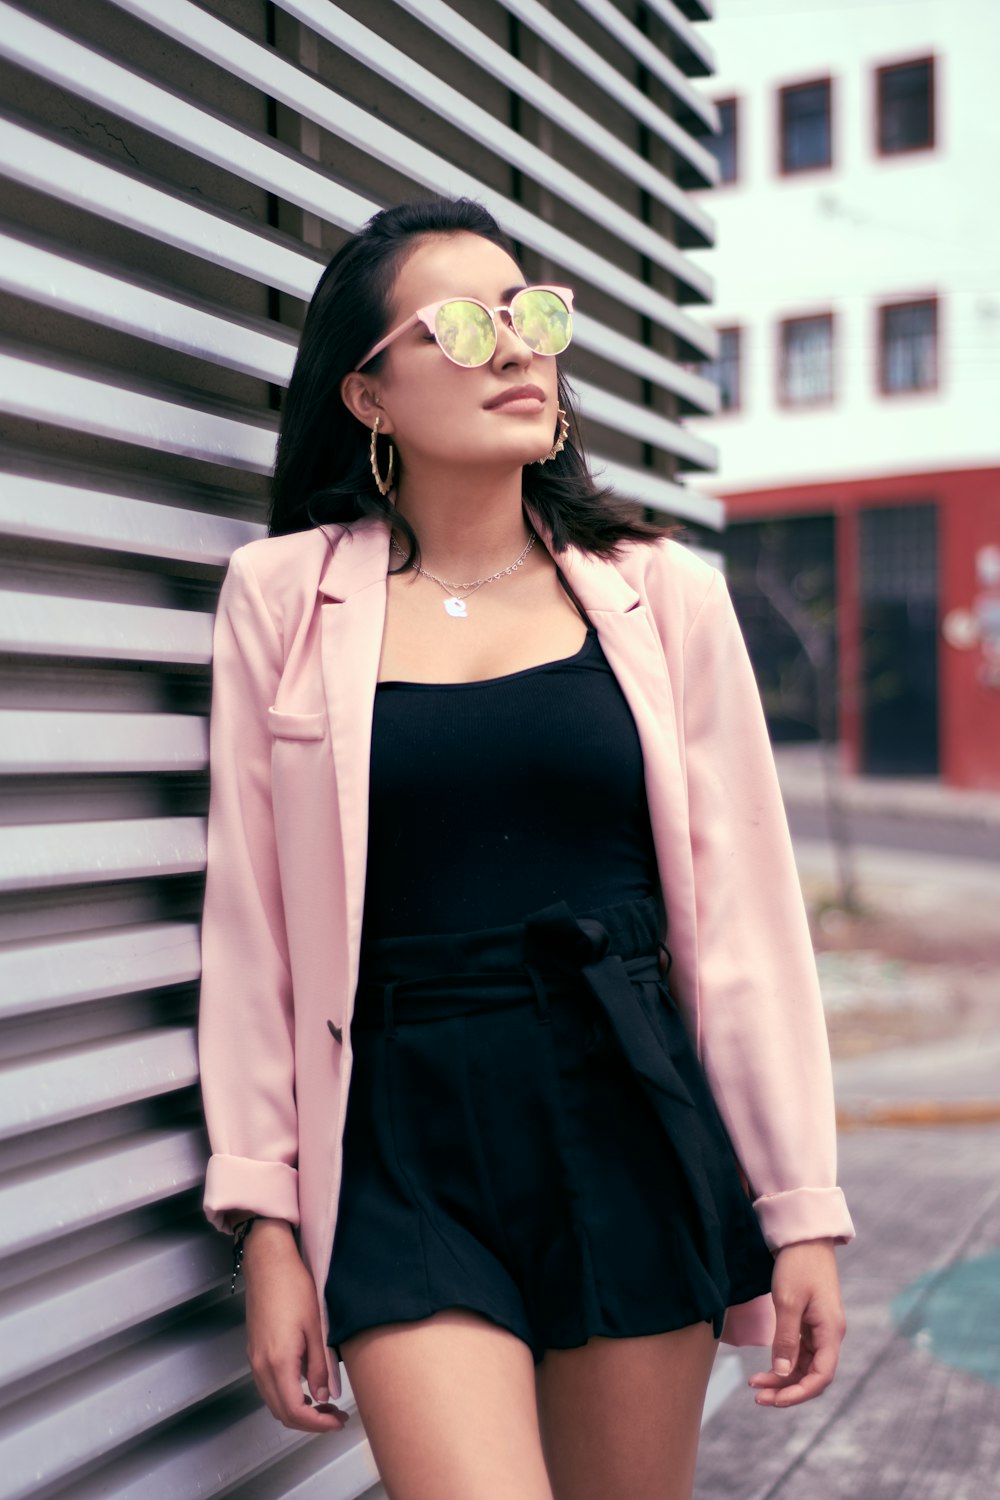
top-left (555, 562), bottom-right (595, 630)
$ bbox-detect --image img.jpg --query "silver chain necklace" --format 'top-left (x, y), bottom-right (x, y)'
top-left (389, 529), bottom-right (537, 618)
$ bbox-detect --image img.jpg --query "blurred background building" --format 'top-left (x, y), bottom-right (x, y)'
top-left (678, 0), bottom-right (1000, 789)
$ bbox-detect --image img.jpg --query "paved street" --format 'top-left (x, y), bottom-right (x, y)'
top-left (697, 767), bottom-right (1000, 1499)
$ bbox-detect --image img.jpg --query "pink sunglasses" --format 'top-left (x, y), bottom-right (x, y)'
top-left (356, 284), bottom-right (575, 370)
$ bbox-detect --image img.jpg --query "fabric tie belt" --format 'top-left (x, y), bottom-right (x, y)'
top-left (351, 895), bottom-right (738, 1299)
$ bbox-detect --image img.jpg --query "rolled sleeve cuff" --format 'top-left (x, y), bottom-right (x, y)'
top-left (753, 1185), bottom-right (856, 1251)
top-left (203, 1154), bottom-right (300, 1234)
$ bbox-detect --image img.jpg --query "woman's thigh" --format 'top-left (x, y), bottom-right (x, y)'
top-left (341, 1307), bottom-right (555, 1500)
top-left (534, 1320), bottom-right (720, 1500)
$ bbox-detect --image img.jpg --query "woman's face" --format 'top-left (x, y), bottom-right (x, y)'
top-left (350, 231), bottom-right (562, 475)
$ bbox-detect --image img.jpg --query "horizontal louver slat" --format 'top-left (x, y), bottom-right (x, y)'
top-left (0, 473), bottom-right (262, 559)
top-left (0, 711), bottom-right (207, 774)
top-left (0, 1128), bottom-right (207, 1255)
top-left (0, 1028), bottom-right (198, 1138)
top-left (0, 114), bottom-right (327, 297)
top-left (0, 590), bottom-right (214, 662)
top-left (0, 923), bottom-right (202, 1018)
top-left (0, 818), bottom-right (206, 891)
top-left (0, 1226), bottom-right (224, 1388)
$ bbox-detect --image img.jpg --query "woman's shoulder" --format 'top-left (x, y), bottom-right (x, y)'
top-left (229, 520), bottom-right (378, 601)
top-left (609, 532), bottom-right (724, 622)
top-left (223, 519), bottom-right (389, 641)
top-left (227, 526), bottom-right (330, 588)
top-left (216, 527), bottom-right (336, 645)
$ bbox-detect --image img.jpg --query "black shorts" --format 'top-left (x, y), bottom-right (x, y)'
top-left (325, 895), bottom-right (775, 1366)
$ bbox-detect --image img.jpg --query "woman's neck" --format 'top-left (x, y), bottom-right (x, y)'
top-left (391, 472), bottom-right (534, 577)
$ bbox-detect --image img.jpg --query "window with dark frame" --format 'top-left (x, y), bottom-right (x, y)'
top-left (877, 58), bottom-right (935, 154)
top-left (708, 327), bottom-right (741, 411)
top-left (678, 327), bottom-right (742, 413)
top-left (879, 299), bottom-right (937, 393)
top-left (779, 79), bottom-right (832, 172)
top-left (780, 314), bottom-right (833, 405)
top-left (709, 98), bottom-right (738, 183)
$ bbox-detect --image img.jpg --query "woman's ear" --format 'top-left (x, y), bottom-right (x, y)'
top-left (340, 371), bottom-right (390, 432)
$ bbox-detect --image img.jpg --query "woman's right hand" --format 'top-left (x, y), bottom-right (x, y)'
top-left (241, 1219), bottom-right (351, 1432)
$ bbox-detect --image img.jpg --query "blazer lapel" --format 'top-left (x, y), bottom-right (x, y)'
top-left (316, 519), bottom-right (391, 1008)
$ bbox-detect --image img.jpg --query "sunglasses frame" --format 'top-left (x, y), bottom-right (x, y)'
top-left (356, 284), bottom-right (575, 370)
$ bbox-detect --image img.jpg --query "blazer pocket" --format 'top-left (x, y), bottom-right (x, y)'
top-left (267, 706), bottom-right (327, 741)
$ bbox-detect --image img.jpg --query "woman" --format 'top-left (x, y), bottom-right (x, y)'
top-left (198, 195), bottom-right (855, 1500)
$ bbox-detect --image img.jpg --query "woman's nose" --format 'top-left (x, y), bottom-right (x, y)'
top-left (493, 311), bottom-right (531, 365)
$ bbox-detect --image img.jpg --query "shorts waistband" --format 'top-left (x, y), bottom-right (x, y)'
top-left (352, 894), bottom-right (669, 1031)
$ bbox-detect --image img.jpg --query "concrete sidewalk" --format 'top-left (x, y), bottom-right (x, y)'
top-left (772, 741), bottom-right (1000, 828)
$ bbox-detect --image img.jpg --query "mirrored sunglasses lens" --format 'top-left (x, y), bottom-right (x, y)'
top-left (434, 300), bottom-right (496, 366)
top-left (511, 289), bottom-right (572, 355)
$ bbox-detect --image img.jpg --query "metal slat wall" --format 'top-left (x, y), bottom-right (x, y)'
top-left (0, 1), bottom-right (722, 1494)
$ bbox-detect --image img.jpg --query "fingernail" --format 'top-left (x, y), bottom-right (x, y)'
top-left (317, 1387), bottom-right (329, 1403)
top-left (774, 1357), bottom-right (792, 1375)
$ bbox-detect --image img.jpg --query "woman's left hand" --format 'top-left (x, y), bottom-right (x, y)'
top-left (747, 1236), bottom-right (846, 1408)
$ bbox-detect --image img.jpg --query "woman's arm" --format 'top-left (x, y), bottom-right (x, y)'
top-left (198, 546), bottom-right (300, 1235)
top-left (197, 549), bottom-right (349, 1433)
top-left (680, 565), bottom-right (854, 1404)
top-left (680, 565), bottom-right (854, 1251)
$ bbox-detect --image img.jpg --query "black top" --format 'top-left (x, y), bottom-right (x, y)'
top-left (360, 574), bottom-right (661, 940)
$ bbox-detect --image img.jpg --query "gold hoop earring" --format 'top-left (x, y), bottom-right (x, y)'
top-left (534, 407), bottom-right (569, 465)
top-left (370, 414), bottom-right (394, 496)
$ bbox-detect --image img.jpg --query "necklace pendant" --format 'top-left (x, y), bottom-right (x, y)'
top-left (443, 597), bottom-right (468, 618)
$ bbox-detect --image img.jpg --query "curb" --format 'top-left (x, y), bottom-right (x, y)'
top-left (772, 753), bottom-right (1000, 830)
top-left (781, 793), bottom-right (1000, 832)
top-left (836, 1100), bottom-right (1000, 1129)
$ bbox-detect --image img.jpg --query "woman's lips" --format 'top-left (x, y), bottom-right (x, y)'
top-left (486, 395), bottom-right (546, 414)
top-left (485, 384), bottom-right (548, 414)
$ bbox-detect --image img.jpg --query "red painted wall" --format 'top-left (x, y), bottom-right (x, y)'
top-left (722, 466), bottom-right (1000, 789)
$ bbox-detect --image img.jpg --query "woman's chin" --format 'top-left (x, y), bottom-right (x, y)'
top-left (399, 432), bottom-right (553, 474)
top-left (510, 432), bottom-right (558, 468)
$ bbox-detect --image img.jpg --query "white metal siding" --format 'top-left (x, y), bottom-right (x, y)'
top-left (0, 2), bottom-right (723, 1494)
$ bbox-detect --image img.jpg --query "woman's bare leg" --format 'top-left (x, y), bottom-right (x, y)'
top-left (534, 1320), bottom-right (719, 1500)
top-left (341, 1307), bottom-right (555, 1500)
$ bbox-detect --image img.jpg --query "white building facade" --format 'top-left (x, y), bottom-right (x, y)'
top-left (681, 0), bottom-right (1000, 787)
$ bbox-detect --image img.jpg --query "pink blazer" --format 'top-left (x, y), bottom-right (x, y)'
top-left (198, 506), bottom-right (855, 1398)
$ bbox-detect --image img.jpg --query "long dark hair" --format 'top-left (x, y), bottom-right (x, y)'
top-left (268, 195), bottom-right (677, 562)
